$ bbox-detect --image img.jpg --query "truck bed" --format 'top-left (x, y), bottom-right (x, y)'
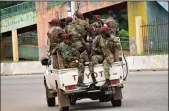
top-left (45, 61), bottom-right (124, 91)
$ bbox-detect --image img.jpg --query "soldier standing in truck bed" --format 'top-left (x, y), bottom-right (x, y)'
top-left (104, 10), bottom-right (120, 62)
top-left (47, 18), bottom-right (65, 69)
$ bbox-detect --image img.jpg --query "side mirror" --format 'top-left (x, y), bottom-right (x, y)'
top-left (41, 57), bottom-right (50, 66)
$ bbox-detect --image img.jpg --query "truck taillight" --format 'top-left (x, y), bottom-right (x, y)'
top-left (110, 79), bottom-right (120, 84)
top-left (65, 85), bottom-right (76, 90)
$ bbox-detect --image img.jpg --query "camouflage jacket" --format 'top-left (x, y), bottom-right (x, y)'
top-left (47, 26), bottom-right (65, 51)
top-left (59, 42), bottom-right (80, 62)
top-left (104, 16), bottom-right (119, 35)
top-left (92, 35), bottom-right (116, 56)
top-left (73, 18), bottom-right (92, 37)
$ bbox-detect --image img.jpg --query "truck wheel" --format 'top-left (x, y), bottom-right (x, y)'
top-left (46, 90), bottom-right (56, 107)
top-left (111, 99), bottom-right (122, 107)
top-left (69, 96), bottom-right (77, 105)
top-left (59, 106), bottom-right (69, 111)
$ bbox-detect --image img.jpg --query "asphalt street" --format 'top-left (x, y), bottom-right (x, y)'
top-left (1, 71), bottom-right (168, 111)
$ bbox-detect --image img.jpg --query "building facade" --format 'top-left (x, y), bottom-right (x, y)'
top-left (0, 1), bottom-right (168, 61)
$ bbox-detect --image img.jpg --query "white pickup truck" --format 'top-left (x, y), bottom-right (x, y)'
top-left (42, 53), bottom-right (128, 111)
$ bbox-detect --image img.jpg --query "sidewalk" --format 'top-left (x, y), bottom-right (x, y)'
top-left (1, 55), bottom-right (168, 76)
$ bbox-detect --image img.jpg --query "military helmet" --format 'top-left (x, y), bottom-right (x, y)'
top-left (61, 34), bottom-right (70, 39)
top-left (49, 18), bottom-right (57, 24)
top-left (101, 26), bottom-right (109, 32)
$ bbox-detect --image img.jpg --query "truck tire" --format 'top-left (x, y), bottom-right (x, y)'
top-left (59, 106), bottom-right (69, 111)
top-left (44, 78), bottom-right (55, 107)
top-left (69, 96), bottom-right (77, 105)
top-left (46, 90), bottom-right (56, 107)
top-left (111, 99), bottom-right (122, 107)
top-left (58, 88), bottom-right (70, 111)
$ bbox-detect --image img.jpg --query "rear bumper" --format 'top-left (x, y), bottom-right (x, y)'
top-left (64, 89), bottom-right (87, 95)
top-left (64, 84), bottom-right (123, 95)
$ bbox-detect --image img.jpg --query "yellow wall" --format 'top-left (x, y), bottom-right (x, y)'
top-left (127, 1), bottom-right (147, 38)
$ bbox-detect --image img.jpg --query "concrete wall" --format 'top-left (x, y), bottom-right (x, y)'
top-left (1, 55), bottom-right (168, 75)
top-left (147, 2), bottom-right (168, 23)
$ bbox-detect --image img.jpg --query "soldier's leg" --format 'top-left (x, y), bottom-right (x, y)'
top-left (77, 60), bottom-right (87, 87)
top-left (89, 62), bottom-right (98, 84)
top-left (52, 55), bottom-right (58, 69)
top-left (92, 55), bottom-right (104, 64)
top-left (103, 59), bottom-right (110, 80)
top-left (102, 55), bottom-right (115, 87)
top-left (114, 48), bottom-right (120, 62)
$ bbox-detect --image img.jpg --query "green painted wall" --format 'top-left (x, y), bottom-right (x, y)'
top-left (1, 11), bottom-right (36, 33)
top-left (19, 45), bottom-right (39, 60)
top-left (3, 44), bottom-right (39, 60)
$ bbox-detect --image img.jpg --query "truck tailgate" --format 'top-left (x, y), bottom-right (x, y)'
top-left (55, 62), bottom-right (123, 87)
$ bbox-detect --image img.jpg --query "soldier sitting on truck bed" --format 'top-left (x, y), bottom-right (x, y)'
top-left (92, 26), bottom-right (120, 87)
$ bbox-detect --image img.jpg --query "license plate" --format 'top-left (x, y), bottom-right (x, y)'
top-left (105, 90), bottom-right (113, 95)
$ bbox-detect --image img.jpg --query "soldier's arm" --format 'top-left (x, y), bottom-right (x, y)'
top-left (47, 38), bottom-right (51, 53)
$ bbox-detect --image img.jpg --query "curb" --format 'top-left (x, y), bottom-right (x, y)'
top-left (129, 69), bottom-right (168, 72)
top-left (0, 73), bottom-right (43, 76)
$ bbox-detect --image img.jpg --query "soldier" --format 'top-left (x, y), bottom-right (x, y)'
top-left (90, 29), bottom-right (104, 64)
top-left (58, 34), bottom-right (78, 68)
top-left (104, 10), bottom-right (120, 62)
top-left (104, 10), bottom-right (119, 37)
top-left (92, 26), bottom-right (120, 87)
top-left (64, 16), bottom-right (85, 55)
top-left (91, 15), bottom-right (101, 28)
top-left (47, 18), bottom-right (65, 69)
top-left (74, 13), bottom-right (100, 86)
top-left (73, 12), bottom-right (92, 45)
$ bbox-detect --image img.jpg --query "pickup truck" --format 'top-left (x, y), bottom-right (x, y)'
top-left (42, 53), bottom-right (128, 111)
top-left (41, 37), bottom-right (128, 111)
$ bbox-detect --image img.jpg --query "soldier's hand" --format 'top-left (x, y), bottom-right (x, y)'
top-left (51, 46), bottom-right (59, 54)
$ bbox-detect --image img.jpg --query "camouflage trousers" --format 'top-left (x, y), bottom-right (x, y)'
top-left (103, 54), bottom-right (115, 79)
top-left (77, 62), bottom-right (96, 83)
top-left (77, 63), bottom-right (85, 83)
top-left (92, 55), bottom-right (104, 64)
top-left (51, 55), bottom-right (58, 69)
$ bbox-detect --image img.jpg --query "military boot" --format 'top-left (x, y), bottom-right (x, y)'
top-left (77, 77), bottom-right (88, 88)
top-left (102, 79), bottom-right (111, 87)
top-left (77, 82), bottom-right (88, 88)
top-left (91, 72), bottom-right (98, 84)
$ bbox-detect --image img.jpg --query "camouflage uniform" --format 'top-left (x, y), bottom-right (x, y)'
top-left (92, 26), bottom-right (120, 86)
top-left (64, 19), bottom-right (84, 54)
top-left (90, 15), bottom-right (103, 38)
top-left (58, 34), bottom-right (80, 68)
top-left (104, 11), bottom-right (120, 62)
top-left (73, 14), bottom-right (94, 87)
top-left (47, 19), bottom-right (64, 69)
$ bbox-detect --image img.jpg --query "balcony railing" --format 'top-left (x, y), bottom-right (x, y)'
top-left (0, 1), bottom-right (35, 19)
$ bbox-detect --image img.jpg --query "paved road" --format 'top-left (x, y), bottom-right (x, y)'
top-left (1, 71), bottom-right (168, 111)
